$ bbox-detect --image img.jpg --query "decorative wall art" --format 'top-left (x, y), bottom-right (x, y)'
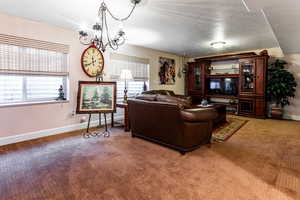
top-left (159, 57), bottom-right (176, 85)
top-left (76, 81), bottom-right (116, 114)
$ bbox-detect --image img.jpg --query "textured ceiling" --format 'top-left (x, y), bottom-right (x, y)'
top-left (0, 0), bottom-right (298, 57)
top-left (243, 0), bottom-right (300, 54)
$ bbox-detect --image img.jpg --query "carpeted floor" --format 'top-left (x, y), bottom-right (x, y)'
top-left (0, 116), bottom-right (300, 200)
top-left (212, 117), bottom-right (248, 142)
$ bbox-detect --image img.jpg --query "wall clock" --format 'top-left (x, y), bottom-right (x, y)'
top-left (81, 45), bottom-right (104, 77)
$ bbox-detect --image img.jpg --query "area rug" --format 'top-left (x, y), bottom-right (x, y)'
top-left (212, 117), bottom-right (248, 142)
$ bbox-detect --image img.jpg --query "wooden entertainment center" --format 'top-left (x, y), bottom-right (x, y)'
top-left (186, 52), bottom-right (269, 118)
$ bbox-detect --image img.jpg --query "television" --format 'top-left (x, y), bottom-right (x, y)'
top-left (208, 78), bottom-right (238, 96)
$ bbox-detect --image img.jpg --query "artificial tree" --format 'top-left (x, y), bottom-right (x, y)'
top-left (266, 59), bottom-right (297, 118)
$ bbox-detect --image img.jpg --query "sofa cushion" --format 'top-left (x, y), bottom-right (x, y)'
top-left (156, 94), bottom-right (192, 109)
top-left (142, 90), bottom-right (175, 96)
top-left (135, 94), bottom-right (157, 101)
top-left (142, 90), bottom-right (157, 95)
top-left (181, 108), bottom-right (218, 122)
top-left (165, 90), bottom-right (175, 96)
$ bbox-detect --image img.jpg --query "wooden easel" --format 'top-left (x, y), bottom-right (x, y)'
top-left (83, 72), bottom-right (110, 138)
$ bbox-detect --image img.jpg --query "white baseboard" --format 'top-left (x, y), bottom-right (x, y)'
top-left (283, 114), bottom-right (300, 121)
top-left (0, 116), bottom-right (123, 147)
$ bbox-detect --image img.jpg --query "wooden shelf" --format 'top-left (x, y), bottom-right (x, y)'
top-left (206, 74), bottom-right (239, 78)
top-left (187, 52), bottom-right (268, 118)
top-left (195, 52), bottom-right (257, 62)
top-left (213, 103), bottom-right (238, 114)
top-left (213, 102), bottom-right (238, 106)
top-left (207, 94), bottom-right (238, 99)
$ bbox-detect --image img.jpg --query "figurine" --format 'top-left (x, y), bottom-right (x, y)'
top-left (201, 98), bottom-right (208, 106)
top-left (57, 85), bottom-right (66, 101)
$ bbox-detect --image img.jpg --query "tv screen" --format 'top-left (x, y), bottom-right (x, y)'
top-left (208, 78), bottom-right (238, 96)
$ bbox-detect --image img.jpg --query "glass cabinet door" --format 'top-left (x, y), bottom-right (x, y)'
top-left (194, 64), bottom-right (201, 90)
top-left (240, 59), bottom-right (255, 93)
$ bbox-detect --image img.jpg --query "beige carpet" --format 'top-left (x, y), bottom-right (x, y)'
top-left (0, 116), bottom-right (299, 200)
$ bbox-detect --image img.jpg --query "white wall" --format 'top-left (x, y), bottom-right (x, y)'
top-left (107, 45), bottom-right (185, 95)
top-left (280, 54), bottom-right (300, 120)
top-left (0, 12), bottom-right (185, 139)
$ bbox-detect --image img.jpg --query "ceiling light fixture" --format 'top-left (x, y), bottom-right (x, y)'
top-left (79, 0), bottom-right (142, 52)
top-left (210, 41), bottom-right (226, 49)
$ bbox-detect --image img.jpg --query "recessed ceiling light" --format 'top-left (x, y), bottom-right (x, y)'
top-left (210, 41), bottom-right (226, 49)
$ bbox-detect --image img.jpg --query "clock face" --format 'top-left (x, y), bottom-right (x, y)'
top-left (81, 46), bottom-right (104, 77)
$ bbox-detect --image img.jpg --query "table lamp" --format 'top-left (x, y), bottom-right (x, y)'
top-left (120, 69), bottom-right (133, 102)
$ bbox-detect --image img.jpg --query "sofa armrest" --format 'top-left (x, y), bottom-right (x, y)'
top-left (180, 108), bottom-right (218, 122)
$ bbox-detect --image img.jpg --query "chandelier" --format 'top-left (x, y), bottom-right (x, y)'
top-left (79, 0), bottom-right (142, 52)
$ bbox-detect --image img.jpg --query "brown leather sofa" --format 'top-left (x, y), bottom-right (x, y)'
top-left (142, 89), bottom-right (191, 101)
top-left (128, 94), bottom-right (218, 154)
top-left (143, 90), bottom-right (226, 127)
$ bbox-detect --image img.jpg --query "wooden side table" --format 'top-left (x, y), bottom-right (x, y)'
top-left (115, 102), bottom-right (130, 132)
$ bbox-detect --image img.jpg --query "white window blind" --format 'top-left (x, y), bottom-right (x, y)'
top-left (110, 53), bottom-right (150, 121)
top-left (109, 53), bottom-right (149, 101)
top-left (0, 45), bottom-right (68, 74)
top-left (109, 53), bottom-right (149, 81)
top-left (0, 34), bottom-right (69, 53)
top-left (0, 74), bottom-right (23, 103)
top-left (0, 34), bottom-right (69, 105)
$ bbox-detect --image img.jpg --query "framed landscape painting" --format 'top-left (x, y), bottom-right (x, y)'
top-left (76, 81), bottom-right (116, 114)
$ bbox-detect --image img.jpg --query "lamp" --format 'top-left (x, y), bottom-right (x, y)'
top-left (120, 69), bottom-right (133, 102)
top-left (210, 41), bottom-right (226, 49)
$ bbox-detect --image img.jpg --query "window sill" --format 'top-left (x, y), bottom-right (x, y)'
top-left (0, 100), bottom-right (69, 108)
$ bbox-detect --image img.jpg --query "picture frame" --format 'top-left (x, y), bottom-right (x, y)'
top-left (159, 57), bottom-right (176, 85)
top-left (76, 81), bottom-right (116, 114)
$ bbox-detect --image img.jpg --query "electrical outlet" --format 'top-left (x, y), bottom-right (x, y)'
top-left (80, 116), bottom-right (87, 123)
top-left (71, 110), bottom-right (76, 117)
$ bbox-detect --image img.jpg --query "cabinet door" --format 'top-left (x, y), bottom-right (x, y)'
top-left (255, 98), bottom-right (266, 118)
top-left (255, 57), bottom-right (266, 96)
top-left (239, 58), bottom-right (256, 95)
top-left (188, 62), bottom-right (202, 93)
top-left (193, 63), bottom-right (202, 90)
top-left (187, 62), bottom-right (194, 93)
top-left (239, 99), bottom-right (255, 116)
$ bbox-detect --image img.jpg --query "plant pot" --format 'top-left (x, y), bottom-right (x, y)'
top-left (270, 107), bottom-right (283, 119)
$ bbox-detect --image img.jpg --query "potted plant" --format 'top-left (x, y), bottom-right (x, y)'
top-left (267, 59), bottom-right (297, 119)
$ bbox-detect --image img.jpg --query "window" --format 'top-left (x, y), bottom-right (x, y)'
top-left (116, 81), bottom-right (148, 103)
top-left (0, 34), bottom-right (69, 106)
top-left (109, 53), bottom-right (150, 103)
top-left (0, 73), bottom-right (68, 104)
top-left (109, 53), bottom-right (149, 121)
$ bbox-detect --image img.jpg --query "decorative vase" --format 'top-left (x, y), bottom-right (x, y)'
top-left (259, 49), bottom-right (269, 56)
top-left (143, 81), bottom-right (147, 92)
top-left (201, 99), bottom-right (208, 106)
top-left (270, 107), bottom-right (283, 119)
